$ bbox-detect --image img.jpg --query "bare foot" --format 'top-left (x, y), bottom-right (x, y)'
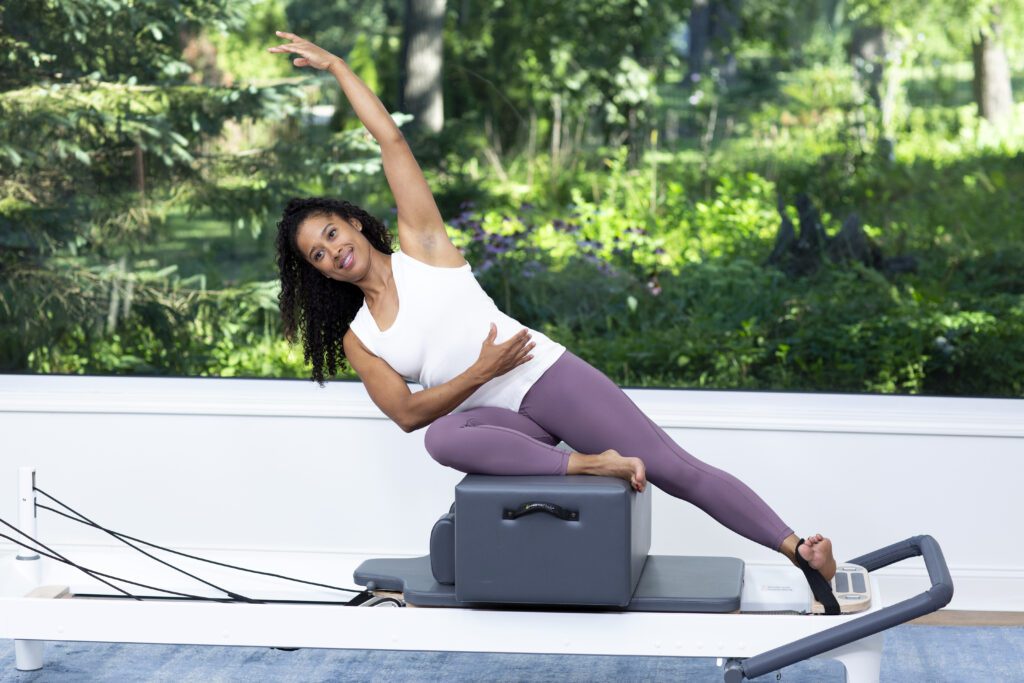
top-left (567, 449), bottom-right (647, 492)
top-left (797, 534), bottom-right (837, 582)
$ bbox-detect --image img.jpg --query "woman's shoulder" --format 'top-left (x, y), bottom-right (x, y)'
top-left (397, 237), bottom-right (471, 270)
top-left (347, 301), bottom-right (373, 335)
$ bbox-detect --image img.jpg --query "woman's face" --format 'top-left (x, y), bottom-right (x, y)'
top-left (294, 212), bottom-right (367, 281)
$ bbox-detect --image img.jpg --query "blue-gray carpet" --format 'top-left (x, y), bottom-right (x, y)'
top-left (3, 626), bottom-right (1021, 681)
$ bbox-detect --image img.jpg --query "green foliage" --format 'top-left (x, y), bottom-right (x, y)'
top-left (445, 0), bottom-right (683, 150)
top-left (502, 256), bottom-right (1024, 397)
top-left (0, 0), bottom-right (405, 373)
top-left (24, 276), bottom-right (309, 378)
top-left (208, 0), bottom-right (293, 83)
top-left (4, 0), bottom-right (1022, 399)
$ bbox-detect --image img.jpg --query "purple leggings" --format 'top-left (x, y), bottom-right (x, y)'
top-left (423, 350), bottom-right (795, 552)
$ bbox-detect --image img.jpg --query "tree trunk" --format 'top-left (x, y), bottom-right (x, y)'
top-left (848, 25), bottom-right (887, 110)
top-left (402, 0), bottom-right (446, 134)
top-left (710, 0), bottom-right (740, 82)
top-left (972, 8), bottom-right (1014, 127)
top-left (687, 0), bottom-right (741, 85)
top-left (849, 25), bottom-right (902, 157)
top-left (687, 0), bottom-right (711, 84)
top-left (550, 92), bottom-right (562, 177)
top-left (178, 25), bottom-right (228, 86)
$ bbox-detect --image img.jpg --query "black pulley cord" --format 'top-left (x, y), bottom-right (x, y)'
top-left (33, 485), bottom-right (361, 596)
top-left (0, 517), bottom-right (137, 600)
top-left (0, 531), bottom-right (240, 602)
top-left (33, 489), bottom-right (253, 603)
top-left (36, 502), bottom-right (359, 595)
top-left (72, 592), bottom-right (382, 606)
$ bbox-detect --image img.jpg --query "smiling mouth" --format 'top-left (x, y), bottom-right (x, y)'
top-left (340, 251), bottom-right (353, 269)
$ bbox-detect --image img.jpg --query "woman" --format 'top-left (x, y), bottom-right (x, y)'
top-left (268, 31), bottom-right (839, 596)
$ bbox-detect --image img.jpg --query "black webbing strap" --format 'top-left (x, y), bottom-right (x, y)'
top-left (794, 538), bottom-right (841, 615)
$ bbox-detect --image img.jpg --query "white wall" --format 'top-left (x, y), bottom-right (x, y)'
top-left (1, 374), bottom-right (1021, 610)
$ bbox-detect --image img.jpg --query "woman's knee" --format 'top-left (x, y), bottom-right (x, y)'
top-left (423, 417), bottom-right (460, 468)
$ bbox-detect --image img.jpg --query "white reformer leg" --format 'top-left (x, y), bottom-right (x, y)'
top-left (818, 631), bottom-right (884, 683)
top-left (14, 467), bottom-right (44, 672)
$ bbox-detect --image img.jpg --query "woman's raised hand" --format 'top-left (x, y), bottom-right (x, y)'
top-left (472, 323), bottom-right (535, 382)
top-left (267, 31), bottom-right (340, 70)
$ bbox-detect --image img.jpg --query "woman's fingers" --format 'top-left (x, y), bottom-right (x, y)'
top-left (505, 331), bottom-right (532, 350)
top-left (497, 329), bottom-right (529, 347)
top-left (516, 342), bottom-right (536, 364)
top-left (275, 30), bottom-right (301, 41)
top-left (293, 58), bottom-right (309, 67)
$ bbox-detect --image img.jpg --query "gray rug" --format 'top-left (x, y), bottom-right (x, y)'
top-left (3, 626), bottom-right (1022, 682)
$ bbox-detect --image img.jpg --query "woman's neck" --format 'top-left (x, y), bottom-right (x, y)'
top-left (360, 251), bottom-right (394, 307)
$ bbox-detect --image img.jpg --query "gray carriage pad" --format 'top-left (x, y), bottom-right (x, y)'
top-left (626, 556), bottom-right (744, 613)
top-left (354, 554), bottom-right (744, 612)
top-left (354, 556), bottom-right (460, 607)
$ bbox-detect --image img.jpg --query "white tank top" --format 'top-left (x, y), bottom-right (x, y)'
top-left (347, 250), bottom-right (567, 414)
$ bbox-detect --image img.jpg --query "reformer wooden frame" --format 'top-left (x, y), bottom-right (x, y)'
top-left (1, 467), bottom-right (953, 683)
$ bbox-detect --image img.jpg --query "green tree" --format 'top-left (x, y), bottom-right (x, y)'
top-left (846, 0), bottom-right (1020, 128)
top-left (445, 0), bottom-right (683, 168)
top-left (0, 0), bottom-right (308, 371)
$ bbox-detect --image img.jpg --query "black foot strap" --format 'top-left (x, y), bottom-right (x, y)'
top-left (794, 538), bottom-right (841, 615)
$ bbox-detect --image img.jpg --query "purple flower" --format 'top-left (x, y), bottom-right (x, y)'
top-left (521, 260), bottom-right (543, 278)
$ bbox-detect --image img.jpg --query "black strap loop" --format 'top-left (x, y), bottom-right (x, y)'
top-left (503, 502), bottom-right (579, 521)
top-left (794, 538), bottom-right (841, 615)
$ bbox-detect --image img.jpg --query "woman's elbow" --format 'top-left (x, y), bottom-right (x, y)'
top-left (396, 406), bottom-right (419, 433)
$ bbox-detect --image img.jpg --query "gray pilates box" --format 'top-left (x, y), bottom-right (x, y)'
top-left (452, 474), bottom-right (651, 606)
top-left (355, 473), bottom-right (744, 612)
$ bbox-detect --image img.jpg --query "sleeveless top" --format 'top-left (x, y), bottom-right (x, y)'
top-left (347, 250), bottom-right (567, 414)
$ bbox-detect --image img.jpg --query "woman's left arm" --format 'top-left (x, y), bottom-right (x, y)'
top-left (269, 31), bottom-right (449, 253)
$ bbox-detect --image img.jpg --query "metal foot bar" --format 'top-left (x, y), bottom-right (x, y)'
top-left (723, 535), bottom-right (953, 682)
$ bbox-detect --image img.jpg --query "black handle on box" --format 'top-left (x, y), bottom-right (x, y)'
top-left (503, 502), bottom-right (579, 521)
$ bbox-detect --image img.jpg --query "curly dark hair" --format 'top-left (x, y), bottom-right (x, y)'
top-left (275, 197), bottom-right (395, 385)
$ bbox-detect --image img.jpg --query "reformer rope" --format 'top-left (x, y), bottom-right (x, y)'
top-left (34, 491), bottom-right (360, 595)
top-left (0, 517), bottom-right (137, 599)
top-left (0, 483), bottom-right (366, 604)
top-left (0, 531), bottom-right (245, 601)
top-left (32, 489), bottom-right (255, 603)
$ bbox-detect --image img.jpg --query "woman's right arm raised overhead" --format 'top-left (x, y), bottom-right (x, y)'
top-left (270, 30), bottom-right (534, 430)
top-left (268, 31), bottom-right (463, 268)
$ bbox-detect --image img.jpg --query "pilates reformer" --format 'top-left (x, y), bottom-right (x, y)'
top-left (1, 467), bottom-right (953, 682)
